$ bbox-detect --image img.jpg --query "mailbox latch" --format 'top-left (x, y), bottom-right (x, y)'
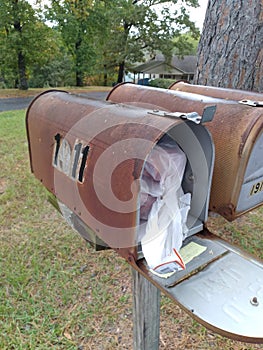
top-left (148, 105), bottom-right (216, 124)
top-left (239, 99), bottom-right (263, 107)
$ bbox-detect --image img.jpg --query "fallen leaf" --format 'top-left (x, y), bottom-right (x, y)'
top-left (64, 331), bottom-right (72, 340)
top-left (0, 178), bottom-right (6, 194)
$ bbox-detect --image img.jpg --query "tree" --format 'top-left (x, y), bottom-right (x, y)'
top-left (46, 0), bottom-right (99, 87)
top-left (28, 31), bottom-right (75, 88)
top-left (0, 0), bottom-right (59, 89)
top-left (173, 31), bottom-right (200, 56)
top-left (44, 0), bottom-right (200, 86)
top-left (194, 0), bottom-right (263, 92)
top-left (101, 0), bottom-right (200, 84)
top-left (0, 0), bottom-right (34, 89)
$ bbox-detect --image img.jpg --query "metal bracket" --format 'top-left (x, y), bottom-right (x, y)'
top-left (239, 99), bottom-right (263, 107)
top-left (148, 105), bottom-right (216, 124)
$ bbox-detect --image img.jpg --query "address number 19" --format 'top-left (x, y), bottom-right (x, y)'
top-left (250, 180), bottom-right (263, 196)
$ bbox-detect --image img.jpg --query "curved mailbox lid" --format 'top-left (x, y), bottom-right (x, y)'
top-left (26, 90), bottom-right (213, 259)
top-left (132, 229), bottom-right (263, 344)
top-left (169, 80), bottom-right (263, 102)
top-left (107, 83), bottom-right (263, 221)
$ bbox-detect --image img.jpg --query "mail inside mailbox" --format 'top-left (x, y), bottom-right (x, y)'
top-left (138, 135), bottom-right (191, 274)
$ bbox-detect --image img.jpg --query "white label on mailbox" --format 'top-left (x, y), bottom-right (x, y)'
top-left (250, 180), bottom-right (263, 196)
top-left (53, 134), bottom-right (89, 183)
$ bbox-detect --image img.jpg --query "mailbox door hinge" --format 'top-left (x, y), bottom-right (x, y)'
top-left (148, 105), bottom-right (216, 124)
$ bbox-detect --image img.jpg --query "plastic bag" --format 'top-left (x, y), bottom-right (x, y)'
top-left (139, 136), bottom-right (191, 276)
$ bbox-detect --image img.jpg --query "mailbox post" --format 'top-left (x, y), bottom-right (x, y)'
top-left (26, 86), bottom-right (263, 348)
top-left (132, 269), bottom-right (160, 350)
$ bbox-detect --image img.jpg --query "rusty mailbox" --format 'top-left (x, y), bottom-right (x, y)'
top-left (26, 88), bottom-right (263, 343)
top-left (107, 83), bottom-right (263, 221)
top-left (26, 90), bottom-right (214, 258)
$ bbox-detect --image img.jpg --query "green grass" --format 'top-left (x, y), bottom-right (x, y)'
top-left (0, 109), bottom-right (262, 349)
top-left (0, 109), bottom-right (132, 349)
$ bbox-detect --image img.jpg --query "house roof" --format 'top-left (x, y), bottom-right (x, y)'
top-left (133, 55), bottom-right (197, 75)
top-left (171, 55), bottom-right (197, 74)
top-left (133, 60), bottom-right (184, 74)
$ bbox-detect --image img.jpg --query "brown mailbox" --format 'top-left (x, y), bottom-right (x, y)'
top-left (26, 90), bottom-right (214, 260)
top-left (107, 83), bottom-right (263, 221)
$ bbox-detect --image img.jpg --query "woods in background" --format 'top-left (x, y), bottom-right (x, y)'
top-left (0, 0), bottom-right (200, 89)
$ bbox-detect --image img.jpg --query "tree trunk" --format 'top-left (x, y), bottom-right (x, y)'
top-left (116, 19), bottom-right (130, 84)
top-left (13, 10), bottom-right (28, 90)
top-left (76, 58), bottom-right (84, 87)
top-left (103, 64), bottom-right (107, 86)
top-left (76, 69), bottom-right (84, 87)
top-left (194, 0), bottom-right (263, 92)
top-left (117, 61), bottom-right (125, 84)
top-left (17, 50), bottom-right (28, 90)
top-left (75, 39), bottom-right (84, 87)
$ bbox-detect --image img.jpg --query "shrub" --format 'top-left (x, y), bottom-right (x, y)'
top-left (148, 78), bottom-right (176, 89)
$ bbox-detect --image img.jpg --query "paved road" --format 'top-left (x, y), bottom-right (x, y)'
top-left (0, 91), bottom-right (108, 112)
top-left (0, 97), bottom-right (34, 112)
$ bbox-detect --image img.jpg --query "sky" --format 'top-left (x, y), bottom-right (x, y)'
top-left (189, 0), bottom-right (209, 29)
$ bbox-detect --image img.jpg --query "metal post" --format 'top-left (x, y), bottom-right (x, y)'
top-left (132, 268), bottom-right (161, 350)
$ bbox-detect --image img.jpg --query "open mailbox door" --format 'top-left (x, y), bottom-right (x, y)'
top-left (26, 88), bottom-right (263, 344)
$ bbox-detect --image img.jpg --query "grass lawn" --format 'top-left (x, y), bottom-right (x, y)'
top-left (0, 107), bottom-right (262, 349)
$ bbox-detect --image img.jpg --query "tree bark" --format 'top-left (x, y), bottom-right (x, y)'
top-left (117, 61), bottom-right (125, 84)
top-left (194, 0), bottom-right (263, 92)
top-left (103, 64), bottom-right (108, 86)
top-left (13, 6), bottom-right (28, 90)
top-left (117, 19), bottom-right (130, 84)
top-left (75, 37), bottom-right (84, 87)
top-left (17, 50), bottom-right (28, 90)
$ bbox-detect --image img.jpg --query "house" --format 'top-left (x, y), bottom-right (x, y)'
top-left (132, 55), bottom-right (197, 83)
